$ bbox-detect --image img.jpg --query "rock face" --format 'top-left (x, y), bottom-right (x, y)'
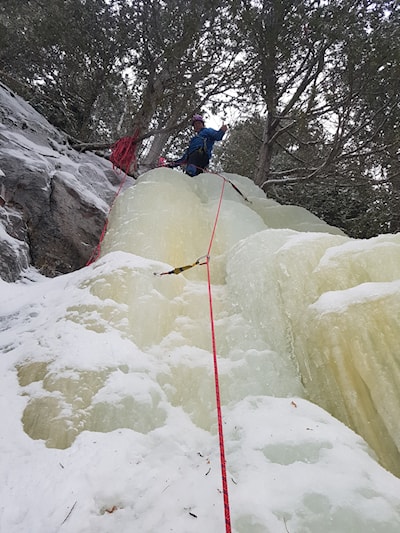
top-left (0, 83), bottom-right (134, 281)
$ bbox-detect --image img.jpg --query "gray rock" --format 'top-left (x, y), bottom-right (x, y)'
top-left (0, 82), bottom-right (134, 281)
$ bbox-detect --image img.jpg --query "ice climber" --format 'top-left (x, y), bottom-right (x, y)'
top-left (167, 114), bottom-right (228, 176)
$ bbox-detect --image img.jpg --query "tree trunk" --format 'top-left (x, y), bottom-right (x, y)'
top-left (140, 104), bottom-right (186, 171)
top-left (254, 112), bottom-right (276, 187)
top-left (140, 131), bottom-right (170, 172)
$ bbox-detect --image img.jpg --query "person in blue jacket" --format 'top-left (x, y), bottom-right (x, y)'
top-left (167, 114), bottom-right (228, 176)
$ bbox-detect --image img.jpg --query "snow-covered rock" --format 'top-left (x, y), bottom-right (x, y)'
top-left (0, 82), bottom-right (134, 281)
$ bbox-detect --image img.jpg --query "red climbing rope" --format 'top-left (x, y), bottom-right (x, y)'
top-left (86, 130), bottom-right (139, 266)
top-left (155, 171), bottom-right (233, 530)
top-left (205, 175), bottom-right (232, 533)
top-left (88, 161), bottom-right (233, 529)
top-left (109, 130), bottom-right (140, 175)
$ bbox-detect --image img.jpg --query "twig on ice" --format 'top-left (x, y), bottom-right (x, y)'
top-left (61, 501), bottom-right (77, 525)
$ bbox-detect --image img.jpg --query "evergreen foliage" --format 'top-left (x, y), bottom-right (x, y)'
top-left (1, 0), bottom-right (400, 237)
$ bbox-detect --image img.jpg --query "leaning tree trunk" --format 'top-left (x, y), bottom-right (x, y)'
top-left (140, 103), bottom-right (187, 171)
top-left (140, 131), bottom-right (170, 172)
top-left (129, 68), bottom-right (173, 173)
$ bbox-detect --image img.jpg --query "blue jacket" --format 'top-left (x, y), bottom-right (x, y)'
top-left (175, 127), bottom-right (226, 165)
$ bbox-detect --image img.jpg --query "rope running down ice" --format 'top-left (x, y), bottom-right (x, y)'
top-left (205, 174), bottom-right (232, 533)
top-left (89, 159), bottom-right (235, 530)
top-left (155, 170), bottom-right (233, 532)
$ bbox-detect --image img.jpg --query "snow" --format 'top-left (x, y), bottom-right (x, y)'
top-left (1, 164), bottom-right (400, 533)
top-left (0, 223), bottom-right (20, 246)
top-left (1, 81), bottom-right (400, 532)
top-left (311, 279), bottom-right (400, 314)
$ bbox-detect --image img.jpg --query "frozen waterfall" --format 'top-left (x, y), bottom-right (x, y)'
top-left (1, 169), bottom-right (400, 533)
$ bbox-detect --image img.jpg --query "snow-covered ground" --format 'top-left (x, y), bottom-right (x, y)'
top-left (1, 167), bottom-right (400, 533)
